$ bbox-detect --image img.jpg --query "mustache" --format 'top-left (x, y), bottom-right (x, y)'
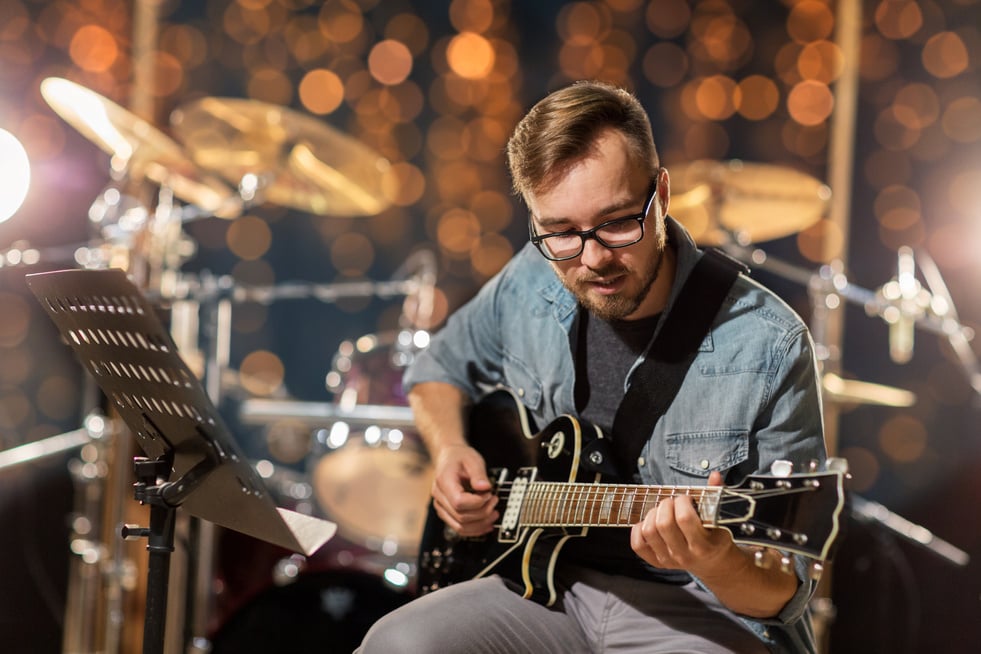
top-left (578, 265), bottom-right (628, 282)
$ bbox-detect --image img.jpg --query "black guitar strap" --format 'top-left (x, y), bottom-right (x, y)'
top-left (608, 248), bottom-right (748, 480)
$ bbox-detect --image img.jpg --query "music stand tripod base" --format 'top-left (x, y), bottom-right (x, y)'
top-left (26, 268), bottom-right (336, 654)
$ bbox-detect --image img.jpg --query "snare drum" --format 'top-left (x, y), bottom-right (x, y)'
top-left (315, 331), bottom-right (433, 556)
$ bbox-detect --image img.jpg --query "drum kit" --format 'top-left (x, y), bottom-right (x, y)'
top-left (1, 76), bottom-right (977, 653)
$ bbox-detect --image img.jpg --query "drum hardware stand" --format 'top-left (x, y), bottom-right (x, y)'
top-left (720, 241), bottom-right (978, 398)
top-left (720, 237), bottom-right (975, 647)
top-left (25, 267), bottom-right (337, 654)
top-left (849, 495), bottom-right (969, 567)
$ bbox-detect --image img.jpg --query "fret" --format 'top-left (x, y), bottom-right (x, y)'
top-left (526, 481), bottom-right (541, 524)
top-left (558, 485), bottom-right (573, 524)
top-left (576, 487), bottom-right (586, 524)
top-left (598, 488), bottom-right (612, 522)
top-left (588, 485), bottom-right (599, 524)
top-left (619, 488), bottom-right (636, 525)
top-left (533, 483), bottom-right (546, 524)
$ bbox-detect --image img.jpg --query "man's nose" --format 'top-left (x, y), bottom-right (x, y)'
top-left (579, 235), bottom-right (613, 268)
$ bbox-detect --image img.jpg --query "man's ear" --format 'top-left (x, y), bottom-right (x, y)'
top-left (657, 167), bottom-right (670, 216)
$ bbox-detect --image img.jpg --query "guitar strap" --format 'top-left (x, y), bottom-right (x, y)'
top-left (608, 247), bottom-right (748, 480)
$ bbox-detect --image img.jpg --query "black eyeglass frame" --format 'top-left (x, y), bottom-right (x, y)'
top-left (528, 178), bottom-right (659, 262)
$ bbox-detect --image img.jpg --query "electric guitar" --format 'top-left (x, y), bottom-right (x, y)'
top-left (417, 388), bottom-right (848, 606)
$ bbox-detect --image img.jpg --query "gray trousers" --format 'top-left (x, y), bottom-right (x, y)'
top-left (356, 568), bottom-right (770, 653)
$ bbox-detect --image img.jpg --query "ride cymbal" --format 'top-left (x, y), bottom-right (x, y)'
top-left (40, 77), bottom-right (239, 218)
top-left (669, 159), bottom-right (831, 245)
top-left (170, 97), bottom-right (392, 216)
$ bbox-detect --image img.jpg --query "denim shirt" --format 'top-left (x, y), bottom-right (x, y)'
top-left (404, 218), bottom-right (827, 654)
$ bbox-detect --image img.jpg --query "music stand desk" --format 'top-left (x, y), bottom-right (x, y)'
top-left (26, 268), bottom-right (336, 654)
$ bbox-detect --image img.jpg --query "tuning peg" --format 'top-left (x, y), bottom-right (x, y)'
top-left (753, 550), bottom-right (771, 569)
top-left (825, 457), bottom-right (849, 474)
top-left (807, 460), bottom-right (820, 472)
top-left (779, 555), bottom-right (793, 574)
top-left (769, 460), bottom-right (793, 477)
top-left (809, 562), bottom-right (825, 581)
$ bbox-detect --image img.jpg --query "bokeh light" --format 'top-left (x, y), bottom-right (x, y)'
top-left (446, 32), bottom-right (495, 79)
top-left (1, 2), bottom-right (979, 648)
top-left (0, 128), bottom-right (31, 223)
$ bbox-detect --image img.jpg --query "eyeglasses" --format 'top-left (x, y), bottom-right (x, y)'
top-left (529, 179), bottom-right (658, 261)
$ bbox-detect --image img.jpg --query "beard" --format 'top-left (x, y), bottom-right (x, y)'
top-left (566, 251), bottom-right (664, 321)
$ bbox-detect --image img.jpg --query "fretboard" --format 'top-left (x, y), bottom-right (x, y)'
top-left (517, 482), bottom-right (722, 527)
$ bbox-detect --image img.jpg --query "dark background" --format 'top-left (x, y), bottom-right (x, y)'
top-left (1, 1), bottom-right (979, 652)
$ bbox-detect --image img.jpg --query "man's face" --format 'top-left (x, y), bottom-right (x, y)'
top-left (526, 129), bottom-right (670, 321)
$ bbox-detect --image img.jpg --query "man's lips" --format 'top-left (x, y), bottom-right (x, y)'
top-left (583, 274), bottom-right (626, 294)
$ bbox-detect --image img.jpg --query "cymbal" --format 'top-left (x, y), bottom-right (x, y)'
top-left (170, 97), bottom-right (392, 216)
top-left (668, 159), bottom-right (831, 245)
top-left (39, 77), bottom-right (240, 218)
top-left (822, 372), bottom-right (917, 407)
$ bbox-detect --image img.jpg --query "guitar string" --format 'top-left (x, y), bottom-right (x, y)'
top-left (490, 481), bottom-right (817, 501)
top-left (487, 483), bottom-right (818, 526)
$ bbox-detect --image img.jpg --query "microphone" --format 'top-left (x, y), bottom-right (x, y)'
top-left (888, 246), bottom-right (917, 364)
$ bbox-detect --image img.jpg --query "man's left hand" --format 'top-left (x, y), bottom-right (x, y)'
top-left (629, 470), bottom-right (735, 577)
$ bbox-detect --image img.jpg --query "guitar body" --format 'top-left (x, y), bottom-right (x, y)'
top-left (417, 388), bottom-right (612, 605)
top-left (417, 388), bottom-right (846, 607)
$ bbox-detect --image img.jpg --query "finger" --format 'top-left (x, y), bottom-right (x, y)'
top-left (435, 498), bottom-right (497, 536)
top-left (673, 494), bottom-right (710, 549)
top-left (637, 505), bottom-right (671, 564)
top-left (654, 497), bottom-right (693, 559)
top-left (707, 470), bottom-right (724, 487)
top-left (630, 523), bottom-right (659, 565)
top-left (462, 457), bottom-right (492, 492)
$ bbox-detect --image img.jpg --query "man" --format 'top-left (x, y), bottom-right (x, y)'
top-left (357, 80), bottom-right (826, 653)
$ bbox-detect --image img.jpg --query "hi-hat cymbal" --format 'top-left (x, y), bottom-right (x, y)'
top-left (39, 77), bottom-right (239, 218)
top-left (668, 159), bottom-right (831, 245)
top-left (822, 372), bottom-right (917, 407)
top-left (170, 97), bottom-right (392, 217)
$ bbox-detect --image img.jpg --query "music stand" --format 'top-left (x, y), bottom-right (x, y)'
top-left (25, 268), bottom-right (336, 654)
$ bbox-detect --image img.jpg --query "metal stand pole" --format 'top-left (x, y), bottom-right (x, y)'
top-left (121, 457), bottom-right (181, 654)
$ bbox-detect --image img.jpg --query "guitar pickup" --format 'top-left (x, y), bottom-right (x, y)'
top-left (499, 467), bottom-right (536, 542)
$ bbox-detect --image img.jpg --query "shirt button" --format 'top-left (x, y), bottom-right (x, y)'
top-left (516, 388), bottom-right (525, 397)
top-left (637, 457), bottom-right (645, 467)
top-left (700, 459), bottom-right (710, 470)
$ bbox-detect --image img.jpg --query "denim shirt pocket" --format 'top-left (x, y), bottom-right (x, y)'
top-left (665, 430), bottom-right (750, 478)
top-left (501, 349), bottom-right (544, 412)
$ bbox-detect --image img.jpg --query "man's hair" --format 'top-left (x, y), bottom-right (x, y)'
top-left (506, 80), bottom-right (660, 203)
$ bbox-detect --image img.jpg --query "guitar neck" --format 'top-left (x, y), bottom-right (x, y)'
top-left (517, 481), bottom-right (723, 528)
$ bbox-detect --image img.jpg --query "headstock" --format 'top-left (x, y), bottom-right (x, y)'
top-left (720, 458), bottom-right (849, 579)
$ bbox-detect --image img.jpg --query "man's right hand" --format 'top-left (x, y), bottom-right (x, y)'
top-left (430, 443), bottom-right (498, 536)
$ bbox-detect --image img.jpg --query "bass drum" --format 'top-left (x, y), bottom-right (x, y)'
top-left (210, 467), bottom-right (413, 654)
top-left (214, 574), bottom-right (402, 653)
top-left (315, 330), bottom-right (433, 557)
